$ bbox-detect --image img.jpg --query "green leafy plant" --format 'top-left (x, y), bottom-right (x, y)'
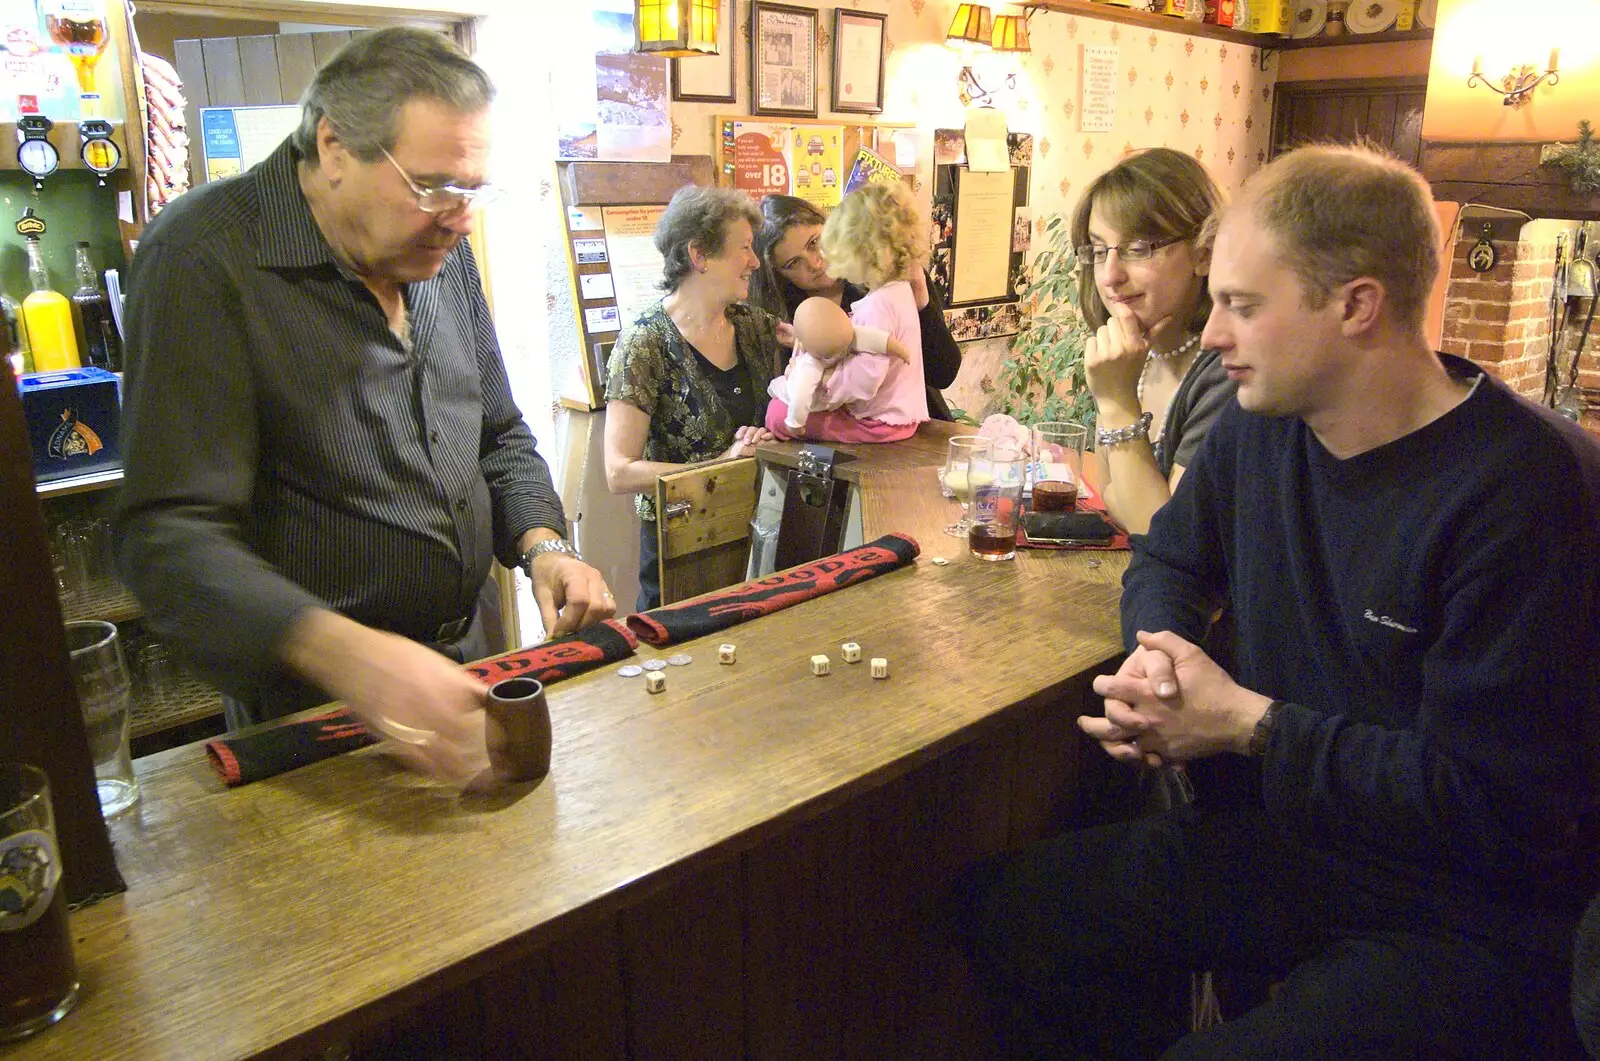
top-left (991, 214), bottom-right (1095, 431)
top-left (1544, 120), bottom-right (1600, 196)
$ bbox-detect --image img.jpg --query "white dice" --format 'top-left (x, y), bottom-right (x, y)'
top-left (841, 642), bottom-right (862, 663)
top-left (645, 671), bottom-right (667, 694)
top-left (870, 658), bottom-right (889, 679)
top-left (718, 643), bottom-right (737, 664)
top-left (811, 654), bottom-right (831, 676)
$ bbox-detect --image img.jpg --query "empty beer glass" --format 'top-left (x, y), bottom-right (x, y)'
top-left (64, 620), bottom-right (139, 817)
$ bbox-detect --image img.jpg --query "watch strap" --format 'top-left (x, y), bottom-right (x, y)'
top-left (519, 538), bottom-right (582, 573)
top-left (1249, 700), bottom-right (1284, 758)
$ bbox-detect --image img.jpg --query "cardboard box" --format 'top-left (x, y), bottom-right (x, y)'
top-left (18, 367), bottom-right (121, 483)
top-left (1246, 0), bottom-right (1292, 34)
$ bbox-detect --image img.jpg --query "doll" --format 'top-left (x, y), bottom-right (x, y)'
top-left (767, 296), bottom-right (910, 434)
top-left (763, 183), bottom-right (930, 444)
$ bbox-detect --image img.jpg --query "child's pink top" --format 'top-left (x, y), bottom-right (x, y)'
top-left (817, 280), bottom-right (928, 426)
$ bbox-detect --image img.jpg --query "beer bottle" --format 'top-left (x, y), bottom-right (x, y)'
top-left (69, 242), bottom-right (118, 371)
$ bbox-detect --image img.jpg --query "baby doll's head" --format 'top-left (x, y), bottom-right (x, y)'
top-left (819, 182), bottom-right (922, 291)
top-left (792, 297), bottom-right (857, 364)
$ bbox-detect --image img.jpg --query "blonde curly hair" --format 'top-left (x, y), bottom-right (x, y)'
top-left (820, 182), bottom-right (922, 290)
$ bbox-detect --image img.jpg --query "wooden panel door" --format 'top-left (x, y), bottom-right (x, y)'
top-left (655, 458), bottom-right (759, 606)
top-left (173, 29), bottom-right (355, 185)
top-left (1270, 78), bottom-right (1427, 168)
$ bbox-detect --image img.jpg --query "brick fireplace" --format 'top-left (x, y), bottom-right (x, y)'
top-left (1439, 218), bottom-right (1600, 437)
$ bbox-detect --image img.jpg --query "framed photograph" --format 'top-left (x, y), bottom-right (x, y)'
top-left (671, 0), bottom-right (736, 103)
top-left (831, 9), bottom-right (886, 115)
top-left (751, 1), bottom-right (818, 119)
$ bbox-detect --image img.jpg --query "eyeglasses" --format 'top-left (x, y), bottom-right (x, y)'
top-left (379, 146), bottom-right (503, 214)
top-left (1075, 234), bottom-right (1189, 266)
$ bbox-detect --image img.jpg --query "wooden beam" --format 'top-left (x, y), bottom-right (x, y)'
top-left (1421, 141), bottom-right (1600, 221)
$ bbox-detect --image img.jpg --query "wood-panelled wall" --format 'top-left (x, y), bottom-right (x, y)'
top-left (340, 674), bottom-right (1114, 1060)
top-left (170, 30), bottom-right (354, 184)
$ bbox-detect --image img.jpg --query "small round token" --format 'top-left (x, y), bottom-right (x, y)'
top-left (617, 664), bottom-right (643, 678)
top-left (642, 659), bottom-right (668, 671)
top-left (930, 557), bottom-right (949, 566)
top-left (667, 653), bottom-right (692, 666)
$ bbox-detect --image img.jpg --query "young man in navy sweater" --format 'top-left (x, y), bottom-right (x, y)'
top-left (957, 145), bottom-right (1600, 1059)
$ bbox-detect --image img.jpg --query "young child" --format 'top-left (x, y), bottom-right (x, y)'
top-left (764, 183), bottom-right (928, 443)
top-left (767, 296), bottom-right (911, 434)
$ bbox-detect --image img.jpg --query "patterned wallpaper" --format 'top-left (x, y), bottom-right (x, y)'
top-left (534, 0), bottom-right (1278, 419)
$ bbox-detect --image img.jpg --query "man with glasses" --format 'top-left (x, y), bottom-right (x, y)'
top-left (117, 28), bottom-right (613, 779)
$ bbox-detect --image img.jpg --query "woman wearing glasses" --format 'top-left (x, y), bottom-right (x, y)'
top-left (748, 195), bottom-right (963, 421)
top-left (603, 186), bottom-right (778, 611)
top-left (1074, 148), bottom-right (1234, 534)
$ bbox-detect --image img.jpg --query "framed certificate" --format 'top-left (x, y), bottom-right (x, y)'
top-left (831, 9), bottom-right (886, 115)
top-left (670, 0), bottom-right (736, 103)
top-left (751, 1), bottom-right (818, 119)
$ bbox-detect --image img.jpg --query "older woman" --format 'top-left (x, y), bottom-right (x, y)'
top-left (748, 194), bottom-right (962, 420)
top-left (604, 186), bottom-right (779, 611)
top-left (1076, 148), bottom-right (1234, 535)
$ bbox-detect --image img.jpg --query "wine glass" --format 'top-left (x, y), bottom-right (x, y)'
top-left (943, 435), bottom-right (993, 537)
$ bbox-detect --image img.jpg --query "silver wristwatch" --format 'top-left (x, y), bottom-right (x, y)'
top-left (519, 538), bottom-right (582, 576)
top-left (1096, 412), bottom-right (1154, 448)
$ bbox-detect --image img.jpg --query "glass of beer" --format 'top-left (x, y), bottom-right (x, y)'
top-left (968, 452), bottom-right (1026, 561)
top-left (1030, 422), bottom-right (1088, 513)
top-left (0, 764), bottom-right (80, 1041)
top-left (942, 435), bottom-right (993, 538)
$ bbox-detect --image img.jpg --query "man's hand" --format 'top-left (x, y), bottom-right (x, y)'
top-left (527, 552), bottom-right (616, 637)
top-left (1079, 630), bottom-right (1273, 767)
top-left (281, 608), bottom-right (490, 783)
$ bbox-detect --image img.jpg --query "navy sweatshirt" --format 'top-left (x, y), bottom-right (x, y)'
top-left (1122, 355), bottom-right (1600, 954)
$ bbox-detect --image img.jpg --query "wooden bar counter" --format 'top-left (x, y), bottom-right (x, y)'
top-left (6, 455), bottom-right (1129, 1061)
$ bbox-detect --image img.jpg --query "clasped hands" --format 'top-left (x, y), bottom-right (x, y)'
top-left (1080, 630), bottom-right (1274, 769)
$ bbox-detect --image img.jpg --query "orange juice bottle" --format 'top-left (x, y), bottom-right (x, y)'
top-left (22, 236), bottom-right (79, 371)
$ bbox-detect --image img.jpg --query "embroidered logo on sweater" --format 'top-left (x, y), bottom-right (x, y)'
top-left (1363, 609), bottom-right (1418, 634)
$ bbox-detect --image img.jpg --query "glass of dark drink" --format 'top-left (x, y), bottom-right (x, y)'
top-left (0, 764), bottom-right (80, 1041)
top-left (968, 453), bottom-right (1025, 562)
top-left (1030, 421), bottom-right (1088, 513)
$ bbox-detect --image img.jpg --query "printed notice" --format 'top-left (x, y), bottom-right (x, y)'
top-left (951, 168), bottom-right (1014, 305)
top-left (1080, 45), bottom-right (1117, 133)
top-left (579, 272), bottom-right (616, 300)
top-left (965, 108), bottom-right (1009, 173)
top-left (574, 238), bottom-right (609, 265)
top-left (584, 305), bottom-right (621, 333)
top-left (568, 206), bottom-right (603, 231)
top-left (601, 205), bottom-right (667, 326)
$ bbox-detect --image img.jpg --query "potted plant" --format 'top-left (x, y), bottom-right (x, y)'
top-left (1543, 120), bottom-right (1600, 196)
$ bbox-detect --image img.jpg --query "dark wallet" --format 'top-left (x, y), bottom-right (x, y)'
top-left (1021, 511), bottom-right (1119, 544)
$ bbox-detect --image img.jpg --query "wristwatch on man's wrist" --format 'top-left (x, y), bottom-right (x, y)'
top-left (1248, 700), bottom-right (1284, 757)
top-left (519, 538), bottom-right (582, 576)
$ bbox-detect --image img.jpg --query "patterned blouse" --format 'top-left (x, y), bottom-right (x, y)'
top-left (605, 300), bottom-right (779, 521)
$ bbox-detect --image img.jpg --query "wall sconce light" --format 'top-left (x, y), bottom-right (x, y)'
top-left (1467, 49), bottom-right (1560, 108)
top-left (634, 0), bottom-right (720, 58)
top-left (946, 3), bottom-right (994, 48)
top-left (991, 14), bottom-right (1032, 54)
top-left (949, 5), bottom-right (1033, 106)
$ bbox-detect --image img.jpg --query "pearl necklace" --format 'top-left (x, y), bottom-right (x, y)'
top-left (1136, 333), bottom-right (1202, 406)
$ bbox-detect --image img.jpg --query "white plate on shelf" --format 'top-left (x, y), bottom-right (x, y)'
top-left (1345, 0), bottom-right (1398, 33)
top-left (1290, 0), bottom-right (1328, 38)
top-left (1415, 0), bottom-right (1436, 28)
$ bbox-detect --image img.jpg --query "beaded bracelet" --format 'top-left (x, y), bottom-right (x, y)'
top-left (1096, 411), bottom-right (1153, 448)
